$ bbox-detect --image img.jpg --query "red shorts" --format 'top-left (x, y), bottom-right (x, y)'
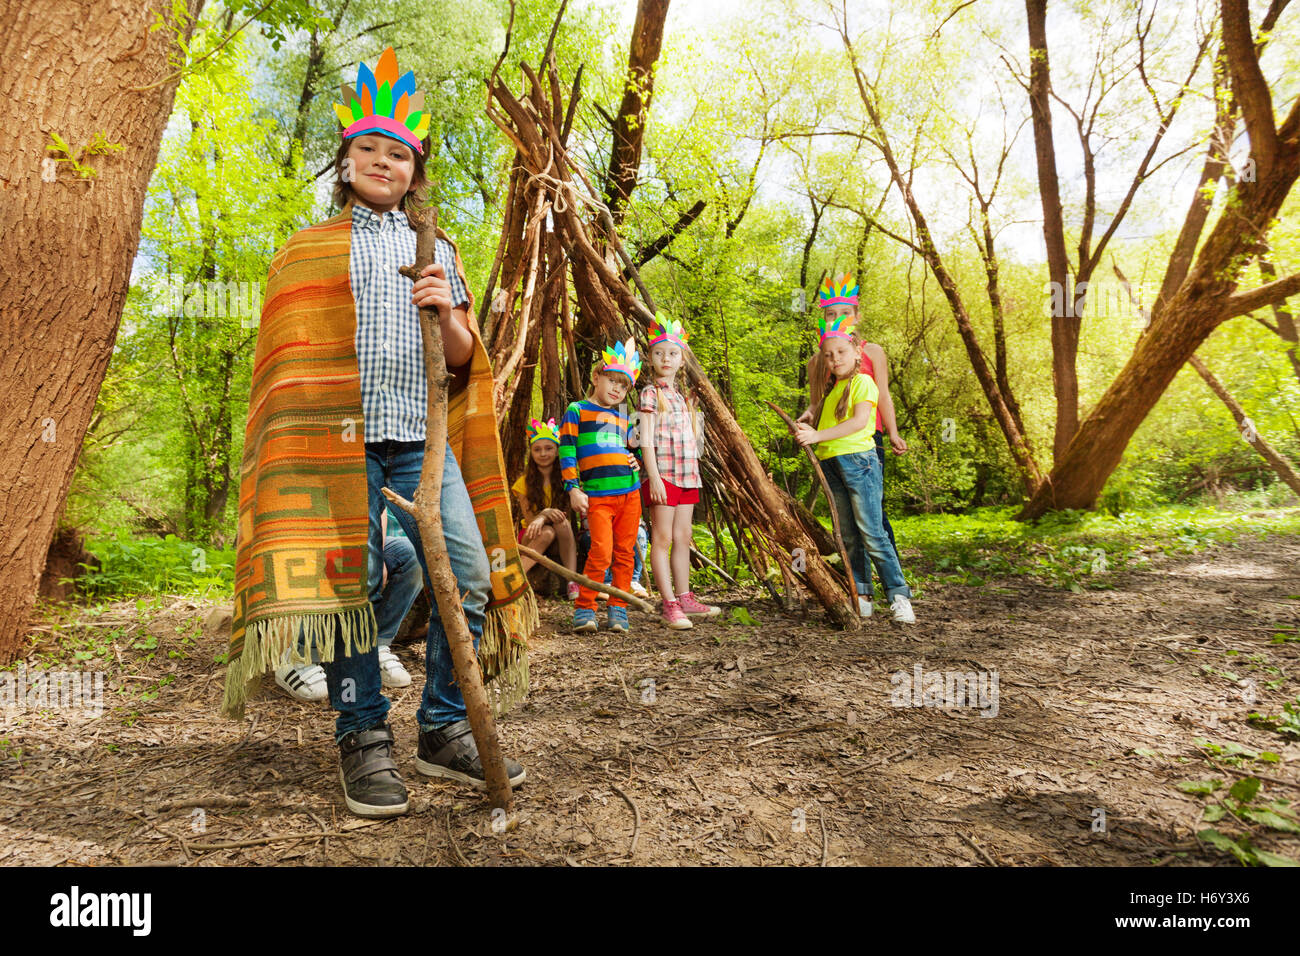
top-left (641, 477), bottom-right (700, 508)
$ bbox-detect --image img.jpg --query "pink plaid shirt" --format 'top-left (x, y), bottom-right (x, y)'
top-left (640, 380), bottom-right (702, 489)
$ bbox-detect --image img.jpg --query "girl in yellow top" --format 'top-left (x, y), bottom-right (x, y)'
top-left (512, 418), bottom-right (580, 599)
top-left (794, 276), bottom-right (915, 623)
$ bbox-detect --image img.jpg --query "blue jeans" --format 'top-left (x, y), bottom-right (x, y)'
top-left (822, 450), bottom-right (912, 602)
top-left (320, 439), bottom-right (492, 739)
top-left (873, 430), bottom-right (900, 564)
top-left (376, 534), bottom-right (423, 649)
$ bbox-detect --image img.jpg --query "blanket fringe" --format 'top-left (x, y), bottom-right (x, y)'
top-left (221, 591), bottom-right (536, 720)
top-left (477, 588), bottom-right (538, 717)
top-left (221, 602), bottom-right (378, 720)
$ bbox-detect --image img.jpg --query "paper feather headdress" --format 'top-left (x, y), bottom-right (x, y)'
top-left (333, 47), bottom-right (430, 154)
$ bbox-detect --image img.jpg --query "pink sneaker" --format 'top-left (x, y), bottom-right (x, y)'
top-left (677, 591), bottom-right (720, 618)
top-left (567, 582), bottom-right (581, 601)
top-left (661, 600), bottom-right (693, 630)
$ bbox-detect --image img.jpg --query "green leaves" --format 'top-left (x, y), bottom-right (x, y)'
top-left (1176, 779), bottom-right (1223, 795)
top-left (729, 606), bottom-right (760, 626)
top-left (1186, 773), bottom-right (1300, 866)
top-left (45, 130), bottom-right (125, 179)
top-left (1247, 697), bottom-right (1300, 739)
top-left (1228, 777), bottom-right (1261, 804)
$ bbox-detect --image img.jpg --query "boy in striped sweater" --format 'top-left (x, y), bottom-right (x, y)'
top-left (560, 339), bottom-right (643, 633)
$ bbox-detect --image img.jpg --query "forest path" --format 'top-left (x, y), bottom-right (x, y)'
top-left (3, 534), bottom-right (1298, 866)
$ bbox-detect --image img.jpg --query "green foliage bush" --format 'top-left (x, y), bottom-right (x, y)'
top-left (78, 531), bottom-right (235, 601)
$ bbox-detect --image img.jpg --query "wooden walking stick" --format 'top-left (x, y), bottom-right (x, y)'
top-left (765, 400), bottom-right (857, 601)
top-left (386, 205), bottom-right (513, 813)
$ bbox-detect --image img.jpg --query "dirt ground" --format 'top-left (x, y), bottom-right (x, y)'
top-left (3, 534), bottom-right (1299, 867)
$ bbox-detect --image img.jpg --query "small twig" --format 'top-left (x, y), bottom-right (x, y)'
top-left (119, 807), bottom-right (193, 862)
top-left (958, 831), bottom-right (998, 867)
top-left (188, 831), bottom-right (346, 853)
top-left (155, 796), bottom-right (252, 813)
top-left (611, 785), bottom-right (641, 858)
top-left (232, 714), bottom-right (258, 751)
top-left (447, 807), bottom-right (470, 866)
top-left (612, 666), bottom-right (631, 703)
top-left (818, 804), bottom-right (830, 866)
top-left (687, 772), bottom-right (706, 798)
top-left (745, 721), bottom-right (843, 748)
top-left (689, 545), bottom-right (737, 587)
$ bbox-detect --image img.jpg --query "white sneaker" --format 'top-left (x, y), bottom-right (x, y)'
top-left (378, 645), bottom-right (412, 688)
top-left (630, 581), bottom-right (650, 600)
top-left (275, 662), bottom-right (328, 701)
top-left (857, 596), bottom-right (873, 618)
top-left (891, 595), bottom-right (916, 624)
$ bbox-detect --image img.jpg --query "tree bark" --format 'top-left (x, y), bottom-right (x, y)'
top-left (0, 0), bottom-right (206, 663)
top-left (1025, 0), bottom-right (1079, 459)
top-left (1021, 145), bottom-right (1300, 516)
top-left (603, 0), bottom-right (671, 225)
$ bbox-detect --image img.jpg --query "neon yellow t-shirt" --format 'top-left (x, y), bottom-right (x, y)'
top-left (815, 372), bottom-right (879, 460)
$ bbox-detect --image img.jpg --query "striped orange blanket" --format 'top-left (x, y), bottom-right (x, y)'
top-left (221, 206), bottom-right (536, 720)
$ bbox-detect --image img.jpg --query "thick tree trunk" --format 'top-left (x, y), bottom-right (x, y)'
top-left (1025, 0), bottom-right (1079, 459)
top-left (1020, 0), bottom-right (1300, 517)
top-left (1021, 158), bottom-right (1300, 516)
top-left (0, 0), bottom-right (205, 663)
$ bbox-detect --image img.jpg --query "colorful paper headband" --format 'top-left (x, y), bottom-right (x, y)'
top-left (818, 310), bottom-right (857, 343)
top-left (818, 273), bottom-right (859, 308)
top-left (528, 417), bottom-right (560, 445)
top-left (599, 338), bottom-right (642, 383)
top-left (333, 47), bottom-right (430, 155)
top-left (647, 313), bottom-right (690, 352)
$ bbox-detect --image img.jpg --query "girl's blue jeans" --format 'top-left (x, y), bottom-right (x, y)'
top-left (822, 450), bottom-right (912, 603)
top-left (320, 439), bottom-right (492, 740)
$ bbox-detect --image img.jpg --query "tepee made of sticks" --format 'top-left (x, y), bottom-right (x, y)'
top-left (480, 49), bottom-right (858, 629)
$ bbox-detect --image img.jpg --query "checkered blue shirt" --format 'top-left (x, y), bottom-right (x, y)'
top-left (350, 203), bottom-right (470, 443)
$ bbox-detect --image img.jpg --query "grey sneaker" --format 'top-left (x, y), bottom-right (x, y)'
top-left (415, 718), bottom-right (526, 791)
top-left (338, 722), bottom-right (409, 818)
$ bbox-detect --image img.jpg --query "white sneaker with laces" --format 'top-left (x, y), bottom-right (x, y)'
top-left (275, 662), bottom-right (328, 701)
top-left (378, 645), bottom-right (412, 689)
top-left (891, 595), bottom-right (916, 624)
top-left (857, 596), bottom-right (873, 618)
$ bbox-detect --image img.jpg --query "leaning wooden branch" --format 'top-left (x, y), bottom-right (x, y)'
top-left (388, 205), bottom-right (513, 813)
top-left (765, 400), bottom-right (857, 601)
top-left (516, 543), bottom-right (654, 612)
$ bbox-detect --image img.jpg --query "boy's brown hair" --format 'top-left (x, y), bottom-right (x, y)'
top-left (330, 134), bottom-right (432, 214)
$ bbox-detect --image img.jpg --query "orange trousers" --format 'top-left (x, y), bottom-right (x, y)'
top-left (577, 490), bottom-right (643, 610)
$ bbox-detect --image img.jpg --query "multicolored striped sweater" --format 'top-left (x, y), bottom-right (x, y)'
top-left (559, 399), bottom-right (640, 497)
